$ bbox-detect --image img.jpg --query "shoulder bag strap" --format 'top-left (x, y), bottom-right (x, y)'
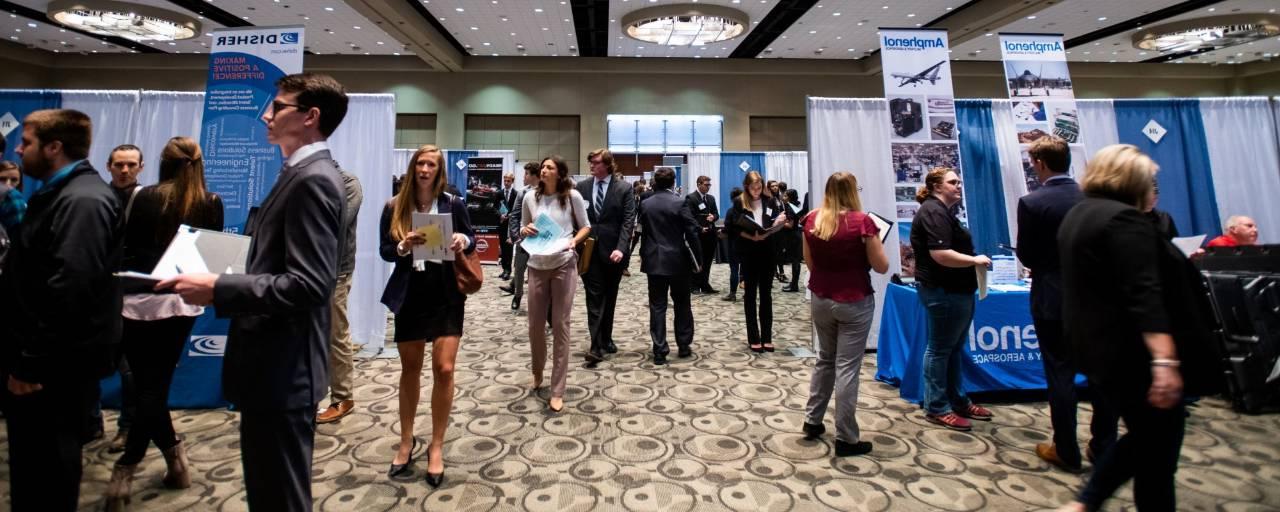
top-left (123, 185), bottom-right (142, 224)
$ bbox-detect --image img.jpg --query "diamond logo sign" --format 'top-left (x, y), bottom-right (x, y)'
top-left (455, 158), bottom-right (467, 170)
top-left (738, 161), bottom-right (750, 172)
top-left (0, 112), bottom-right (18, 138)
top-left (1142, 120), bottom-right (1167, 144)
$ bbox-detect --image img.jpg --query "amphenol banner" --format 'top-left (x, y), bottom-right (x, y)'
top-left (999, 33), bottom-right (1087, 190)
top-left (879, 28), bottom-right (967, 279)
top-left (200, 25), bottom-right (304, 234)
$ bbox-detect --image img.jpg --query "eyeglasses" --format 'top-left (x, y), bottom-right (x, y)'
top-left (945, 179), bottom-right (962, 186)
top-left (268, 101), bottom-right (307, 117)
top-left (0, 176), bottom-right (19, 187)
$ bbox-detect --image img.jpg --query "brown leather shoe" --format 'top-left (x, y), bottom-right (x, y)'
top-left (1036, 443), bottom-right (1083, 472)
top-left (317, 400), bottom-right (355, 424)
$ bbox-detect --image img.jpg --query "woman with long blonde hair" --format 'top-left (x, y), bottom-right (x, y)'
top-left (105, 137), bottom-right (223, 509)
top-left (724, 170), bottom-right (781, 353)
top-left (800, 172), bottom-right (888, 457)
top-left (379, 144), bottom-right (475, 487)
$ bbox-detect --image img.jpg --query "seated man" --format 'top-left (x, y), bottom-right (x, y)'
top-left (1207, 215), bottom-right (1259, 247)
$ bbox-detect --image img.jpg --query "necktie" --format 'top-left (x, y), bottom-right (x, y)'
top-left (594, 179), bottom-right (605, 216)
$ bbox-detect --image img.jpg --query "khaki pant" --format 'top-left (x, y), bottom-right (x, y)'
top-left (327, 272), bottom-right (356, 402)
top-left (527, 255), bottom-right (577, 398)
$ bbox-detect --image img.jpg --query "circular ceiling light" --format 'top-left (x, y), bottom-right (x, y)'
top-left (1132, 14), bottom-right (1278, 53)
top-left (622, 4), bottom-right (748, 47)
top-left (48, 0), bottom-right (200, 41)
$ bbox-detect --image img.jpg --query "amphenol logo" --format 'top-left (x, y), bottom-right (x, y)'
top-left (1003, 40), bottom-right (1063, 53)
top-left (188, 335), bottom-right (227, 357)
top-left (967, 322), bottom-right (1041, 364)
top-left (215, 32), bottom-right (299, 46)
top-left (882, 36), bottom-right (946, 50)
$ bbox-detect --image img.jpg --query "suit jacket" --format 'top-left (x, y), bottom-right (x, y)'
top-left (725, 200), bottom-right (780, 263)
top-left (1015, 176), bottom-right (1082, 321)
top-left (1058, 195), bottom-right (1218, 394)
top-left (575, 176), bottom-right (637, 261)
top-left (683, 191), bottom-right (719, 235)
top-left (379, 193), bottom-right (476, 313)
top-left (498, 186), bottom-right (517, 239)
top-left (640, 190), bottom-right (701, 276)
top-left (508, 185), bottom-right (529, 244)
top-left (213, 150), bottom-right (345, 411)
top-left (3, 162), bottom-right (122, 384)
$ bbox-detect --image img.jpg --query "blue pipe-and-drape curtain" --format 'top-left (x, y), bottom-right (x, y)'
top-left (955, 99), bottom-right (1012, 257)
top-left (1114, 99), bottom-right (1221, 236)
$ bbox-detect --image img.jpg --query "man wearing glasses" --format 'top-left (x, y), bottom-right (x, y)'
top-left (161, 73), bottom-right (348, 511)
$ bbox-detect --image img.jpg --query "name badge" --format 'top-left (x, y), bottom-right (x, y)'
top-left (698, 203), bottom-right (707, 211)
top-left (765, 208), bottom-right (773, 216)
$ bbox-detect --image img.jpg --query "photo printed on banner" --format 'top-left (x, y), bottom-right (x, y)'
top-left (1004, 60), bottom-right (1075, 99)
top-left (1001, 33), bottom-right (1086, 193)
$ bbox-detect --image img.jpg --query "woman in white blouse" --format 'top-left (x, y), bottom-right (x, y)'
top-left (520, 155), bottom-right (591, 412)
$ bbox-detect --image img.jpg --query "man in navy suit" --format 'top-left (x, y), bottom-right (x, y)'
top-left (1016, 136), bottom-right (1116, 472)
top-left (684, 175), bottom-right (719, 294)
top-left (640, 167), bottom-right (702, 364)
top-left (164, 73), bottom-right (348, 510)
top-left (575, 149), bottom-right (637, 365)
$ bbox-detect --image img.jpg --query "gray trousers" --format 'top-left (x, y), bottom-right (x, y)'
top-left (512, 246), bottom-right (530, 299)
top-left (805, 295), bottom-right (875, 444)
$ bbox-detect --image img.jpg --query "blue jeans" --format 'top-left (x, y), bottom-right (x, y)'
top-left (918, 285), bottom-right (975, 415)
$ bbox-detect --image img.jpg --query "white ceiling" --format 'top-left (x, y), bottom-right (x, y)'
top-left (0, 0), bottom-right (1277, 66)
top-left (757, 0), bottom-right (970, 60)
top-left (950, 0), bottom-right (1280, 65)
top-left (0, 0), bottom-right (411, 55)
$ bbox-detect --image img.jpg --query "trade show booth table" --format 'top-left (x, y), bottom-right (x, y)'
top-left (875, 283), bottom-right (1054, 403)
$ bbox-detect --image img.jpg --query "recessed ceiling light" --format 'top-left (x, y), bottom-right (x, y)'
top-left (808, 30), bottom-right (816, 34)
top-left (1027, 15), bottom-right (1037, 20)
top-left (833, 12), bottom-right (840, 16)
top-left (1207, 7), bottom-right (1215, 12)
top-left (1098, 17), bottom-right (1108, 21)
top-left (325, 7), bottom-right (334, 11)
top-left (377, 41), bottom-right (384, 45)
top-left (907, 13), bottom-right (915, 18)
top-left (985, 33), bottom-right (993, 37)
top-left (353, 26), bottom-right (361, 30)
top-left (535, 8), bottom-right (543, 12)
top-left (456, 7), bottom-right (464, 12)
top-left (26, 22), bottom-right (35, 28)
top-left (470, 27), bottom-right (478, 30)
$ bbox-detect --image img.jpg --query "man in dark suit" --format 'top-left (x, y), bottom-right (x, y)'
top-left (576, 149), bottom-right (637, 364)
top-left (163, 73), bottom-right (348, 511)
top-left (641, 168), bottom-right (702, 364)
top-left (5, 109), bottom-right (122, 512)
top-left (498, 172), bottom-right (517, 280)
top-left (684, 175), bottom-right (719, 294)
top-left (1016, 136), bottom-right (1115, 472)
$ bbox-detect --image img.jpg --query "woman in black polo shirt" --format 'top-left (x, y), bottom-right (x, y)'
top-left (910, 167), bottom-right (993, 431)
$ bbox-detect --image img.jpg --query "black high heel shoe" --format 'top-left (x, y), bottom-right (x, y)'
top-left (425, 444), bottom-right (445, 488)
top-left (762, 343), bottom-right (775, 353)
top-left (387, 437), bottom-right (420, 478)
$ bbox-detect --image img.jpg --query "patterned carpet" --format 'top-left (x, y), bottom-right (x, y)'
top-left (3, 261), bottom-right (1280, 511)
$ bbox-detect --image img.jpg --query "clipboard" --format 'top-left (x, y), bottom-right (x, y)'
top-left (867, 211), bottom-right (894, 243)
top-left (115, 225), bottom-right (252, 293)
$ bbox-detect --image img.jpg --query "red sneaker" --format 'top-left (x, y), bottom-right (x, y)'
top-left (925, 412), bottom-right (972, 431)
top-left (955, 403), bottom-right (993, 421)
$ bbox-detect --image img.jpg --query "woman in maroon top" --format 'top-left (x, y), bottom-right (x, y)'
top-left (800, 172), bottom-right (889, 457)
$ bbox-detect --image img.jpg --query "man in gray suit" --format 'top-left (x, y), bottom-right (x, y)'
top-left (576, 149), bottom-right (637, 365)
top-left (163, 73), bottom-right (348, 511)
top-left (639, 167), bottom-right (702, 364)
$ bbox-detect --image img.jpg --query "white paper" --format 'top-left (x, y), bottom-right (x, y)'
top-left (521, 212), bottom-right (567, 256)
top-left (975, 264), bottom-right (988, 300)
top-left (867, 211), bottom-right (894, 243)
top-left (1172, 235), bottom-right (1207, 258)
top-left (412, 212), bottom-right (454, 262)
top-left (990, 255), bottom-right (1020, 285)
top-left (989, 283), bottom-right (1030, 292)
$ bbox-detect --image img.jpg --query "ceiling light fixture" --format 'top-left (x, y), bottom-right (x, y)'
top-left (622, 4), bottom-right (748, 47)
top-left (1132, 14), bottom-right (1279, 53)
top-left (46, 0), bottom-right (200, 41)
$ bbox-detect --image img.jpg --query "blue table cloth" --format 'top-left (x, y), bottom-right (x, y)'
top-left (875, 283), bottom-right (1052, 403)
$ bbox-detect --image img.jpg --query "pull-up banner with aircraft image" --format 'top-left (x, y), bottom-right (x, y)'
top-left (999, 33), bottom-right (1087, 191)
top-left (879, 28), bottom-right (967, 279)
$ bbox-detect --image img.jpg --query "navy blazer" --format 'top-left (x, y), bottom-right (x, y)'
top-left (1015, 176), bottom-right (1082, 321)
top-left (575, 176), bottom-right (637, 260)
top-left (640, 190), bottom-right (701, 277)
top-left (213, 150), bottom-right (345, 411)
top-left (379, 192), bottom-right (476, 314)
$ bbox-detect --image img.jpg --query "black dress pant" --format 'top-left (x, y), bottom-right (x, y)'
top-left (119, 316), bottom-right (198, 465)
top-left (4, 377), bottom-right (100, 511)
top-left (583, 256), bottom-right (625, 352)
top-left (742, 254), bottom-right (774, 345)
top-left (1078, 379), bottom-right (1185, 511)
top-left (499, 223), bottom-right (513, 273)
top-left (1035, 315), bottom-right (1117, 467)
top-left (240, 406), bottom-right (317, 511)
top-left (696, 232), bottom-right (718, 289)
top-left (648, 274), bottom-right (694, 356)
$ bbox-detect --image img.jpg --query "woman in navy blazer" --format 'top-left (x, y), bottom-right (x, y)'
top-left (379, 144), bottom-right (475, 488)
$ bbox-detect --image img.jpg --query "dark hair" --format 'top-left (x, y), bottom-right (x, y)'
top-left (108, 144), bottom-right (143, 165)
top-left (653, 167), bottom-right (676, 190)
top-left (696, 175), bottom-right (711, 185)
top-left (916, 167), bottom-right (953, 203)
top-left (23, 109), bottom-right (92, 160)
top-left (537, 155), bottom-right (575, 208)
top-left (1027, 136), bottom-right (1070, 174)
top-left (587, 148), bottom-right (617, 175)
top-left (523, 161), bottom-right (540, 176)
top-left (729, 186), bottom-right (743, 201)
top-left (275, 73), bottom-right (349, 137)
top-left (777, 181), bottom-right (788, 192)
top-left (784, 189), bottom-right (798, 202)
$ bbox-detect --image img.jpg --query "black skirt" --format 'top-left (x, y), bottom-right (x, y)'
top-left (393, 262), bottom-right (465, 342)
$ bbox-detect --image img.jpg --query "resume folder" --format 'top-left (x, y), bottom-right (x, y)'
top-left (115, 225), bottom-right (252, 293)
